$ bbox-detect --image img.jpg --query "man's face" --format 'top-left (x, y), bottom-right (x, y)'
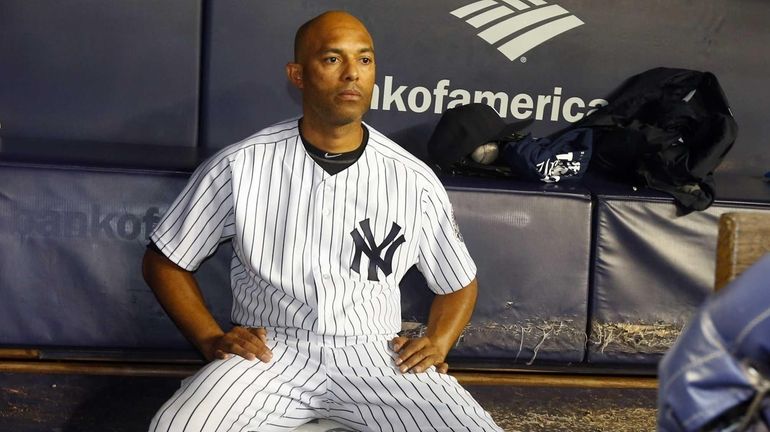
top-left (289, 14), bottom-right (376, 127)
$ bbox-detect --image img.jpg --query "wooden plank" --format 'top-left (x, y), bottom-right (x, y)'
top-left (0, 360), bottom-right (657, 389)
top-left (715, 212), bottom-right (770, 290)
top-left (0, 361), bottom-right (197, 378)
top-left (0, 348), bottom-right (40, 359)
top-left (452, 371), bottom-right (657, 389)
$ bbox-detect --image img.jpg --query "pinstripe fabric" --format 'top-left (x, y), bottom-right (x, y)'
top-left (149, 118), bottom-right (499, 431)
top-left (150, 329), bottom-right (502, 432)
top-left (324, 339), bottom-right (501, 431)
top-left (150, 118), bottom-right (476, 337)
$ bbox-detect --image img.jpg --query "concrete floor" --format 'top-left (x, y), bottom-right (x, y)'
top-left (467, 385), bottom-right (657, 432)
top-left (0, 373), bottom-right (658, 431)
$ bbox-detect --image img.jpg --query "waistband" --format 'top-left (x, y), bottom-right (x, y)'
top-left (248, 326), bottom-right (397, 348)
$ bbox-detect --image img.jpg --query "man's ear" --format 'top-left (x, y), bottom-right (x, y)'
top-left (286, 63), bottom-right (303, 89)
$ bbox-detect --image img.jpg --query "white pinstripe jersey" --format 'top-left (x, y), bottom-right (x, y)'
top-left (150, 118), bottom-right (476, 337)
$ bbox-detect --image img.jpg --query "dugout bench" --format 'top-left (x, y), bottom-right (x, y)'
top-left (2, 137), bottom-right (770, 431)
top-left (5, 139), bottom-right (766, 368)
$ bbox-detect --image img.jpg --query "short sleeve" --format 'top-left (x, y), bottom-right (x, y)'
top-left (150, 154), bottom-right (235, 271)
top-left (417, 184), bottom-right (477, 294)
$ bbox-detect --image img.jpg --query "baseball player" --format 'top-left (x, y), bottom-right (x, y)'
top-left (142, 10), bottom-right (502, 432)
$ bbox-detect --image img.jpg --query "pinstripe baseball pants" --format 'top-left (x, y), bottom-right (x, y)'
top-left (149, 328), bottom-right (502, 432)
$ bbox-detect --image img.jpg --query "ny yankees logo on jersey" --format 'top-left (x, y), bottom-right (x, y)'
top-left (350, 218), bottom-right (405, 282)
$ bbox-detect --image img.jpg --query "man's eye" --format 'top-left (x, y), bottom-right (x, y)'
top-left (360, 58), bottom-right (373, 64)
top-left (325, 57), bottom-right (339, 63)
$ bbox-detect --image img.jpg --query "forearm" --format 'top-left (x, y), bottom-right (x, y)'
top-left (425, 278), bottom-right (478, 357)
top-left (142, 248), bottom-right (224, 358)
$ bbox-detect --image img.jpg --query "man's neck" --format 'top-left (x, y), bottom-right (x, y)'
top-left (299, 116), bottom-right (364, 154)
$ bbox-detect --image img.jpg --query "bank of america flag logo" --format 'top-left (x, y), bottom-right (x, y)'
top-left (451, 0), bottom-right (584, 61)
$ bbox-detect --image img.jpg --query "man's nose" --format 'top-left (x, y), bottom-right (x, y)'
top-left (342, 61), bottom-right (359, 81)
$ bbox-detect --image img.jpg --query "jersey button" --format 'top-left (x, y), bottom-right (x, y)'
top-left (322, 208), bottom-right (330, 216)
top-left (322, 273), bottom-right (330, 280)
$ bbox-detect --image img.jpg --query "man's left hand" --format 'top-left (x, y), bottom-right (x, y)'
top-left (390, 336), bottom-right (449, 374)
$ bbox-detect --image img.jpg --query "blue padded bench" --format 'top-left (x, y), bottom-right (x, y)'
top-left (0, 137), bottom-right (593, 368)
top-left (433, 177), bottom-right (591, 365)
top-left (6, 136), bottom-right (768, 372)
top-left (583, 173), bottom-right (770, 365)
top-left (0, 139), bottom-right (228, 352)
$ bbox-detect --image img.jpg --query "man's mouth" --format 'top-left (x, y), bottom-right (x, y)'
top-left (338, 89), bottom-right (362, 100)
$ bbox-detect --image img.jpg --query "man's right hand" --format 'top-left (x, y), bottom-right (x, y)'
top-left (142, 250), bottom-right (273, 364)
top-left (203, 326), bottom-right (273, 363)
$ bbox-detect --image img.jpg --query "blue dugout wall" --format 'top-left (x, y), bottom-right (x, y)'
top-left (1, 0), bottom-right (768, 173)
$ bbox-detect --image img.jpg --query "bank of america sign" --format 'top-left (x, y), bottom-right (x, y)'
top-left (451, 0), bottom-right (584, 61)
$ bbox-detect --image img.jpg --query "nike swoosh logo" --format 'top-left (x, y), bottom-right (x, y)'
top-left (324, 153), bottom-right (342, 159)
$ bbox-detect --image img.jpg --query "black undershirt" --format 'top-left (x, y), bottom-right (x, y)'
top-left (300, 123), bottom-right (369, 175)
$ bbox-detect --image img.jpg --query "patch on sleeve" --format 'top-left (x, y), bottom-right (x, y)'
top-left (450, 208), bottom-right (464, 243)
